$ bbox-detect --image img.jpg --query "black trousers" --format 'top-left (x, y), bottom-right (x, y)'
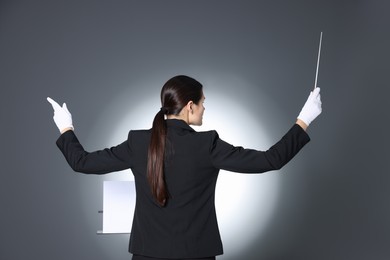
top-left (132, 255), bottom-right (216, 260)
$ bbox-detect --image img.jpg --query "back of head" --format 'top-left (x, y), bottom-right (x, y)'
top-left (147, 75), bottom-right (203, 207)
top-left (160, 75), bottom-right (203, 115)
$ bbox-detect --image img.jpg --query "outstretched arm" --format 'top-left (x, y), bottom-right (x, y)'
top-left (56, 130), bottom-right (132, 174)
top-left (211, 87), bottom-right (322, 173)
top-left (47, 97), bottom-right (132, 174)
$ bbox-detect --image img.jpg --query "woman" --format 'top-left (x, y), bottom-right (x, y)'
top-left (47, 75), bottom-right (322, 260)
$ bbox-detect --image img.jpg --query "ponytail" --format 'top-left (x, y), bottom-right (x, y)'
top-left (147, 75), bottom-right (203, 207)
top-left (147, 108), bottom-right (169, 207)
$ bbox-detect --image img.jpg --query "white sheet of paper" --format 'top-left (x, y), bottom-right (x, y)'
top-left (102, 181), bottom-right (135, 234)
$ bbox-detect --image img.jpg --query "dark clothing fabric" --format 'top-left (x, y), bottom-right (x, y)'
top-left (132, 254), bottom-right (215, 260)
top-left (56, 119), bottom-right (310, 259)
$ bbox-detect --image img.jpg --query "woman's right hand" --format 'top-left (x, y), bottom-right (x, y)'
top-left (297, 87), bottom-right (322, 127)
top-left (47, 97), bottom-right (74, 134)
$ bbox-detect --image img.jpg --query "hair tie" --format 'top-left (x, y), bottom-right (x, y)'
top-left (160, 107), bottom-right (168, 114)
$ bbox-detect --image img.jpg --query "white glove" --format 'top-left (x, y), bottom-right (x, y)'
top-left (47, 97), bottom-right (74, 133)
top-left (297, 87), bottom-right (322, 126)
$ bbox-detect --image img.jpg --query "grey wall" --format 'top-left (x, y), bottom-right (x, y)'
top-left (1, 0), bottom-right (389, 259)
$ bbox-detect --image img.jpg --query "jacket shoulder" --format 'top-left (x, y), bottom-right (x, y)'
top-left (192, 129), bottom-right (219, 140)
top-left (128, 129), bottom-right (151, 136)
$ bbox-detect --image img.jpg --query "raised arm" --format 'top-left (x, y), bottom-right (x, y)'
top-left (47, 97), bottom-right (132, 174)
top-left (211, 87), bottom-right (322, 173)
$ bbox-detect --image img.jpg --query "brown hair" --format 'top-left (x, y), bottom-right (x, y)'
top-left (147, 75), bottom-right (203, 206)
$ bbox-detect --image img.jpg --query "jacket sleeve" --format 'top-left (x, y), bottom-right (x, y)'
top-left (210, 124), bottom-right (310, 173)
top-left (56, 130), bottom-right (132, 174)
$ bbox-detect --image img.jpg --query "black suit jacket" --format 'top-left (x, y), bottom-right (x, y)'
top-left (56, 119), bottom-right (310, 258)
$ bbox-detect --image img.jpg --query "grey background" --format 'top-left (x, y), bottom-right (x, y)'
top-left (1, 0), bottom-right (389, 259)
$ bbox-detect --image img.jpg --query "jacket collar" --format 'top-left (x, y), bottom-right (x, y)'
top-left (166, 119), bottom-right (195, 132)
